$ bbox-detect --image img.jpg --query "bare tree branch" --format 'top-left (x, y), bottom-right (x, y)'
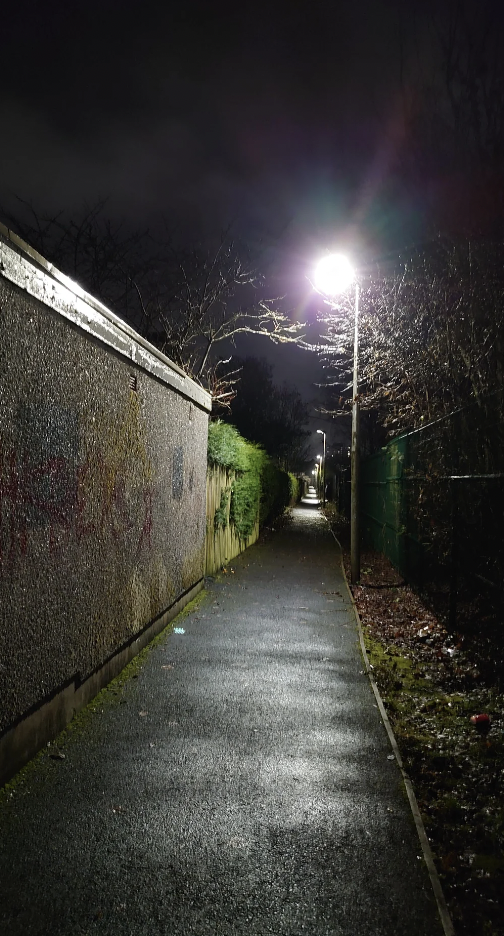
top-left (0, 203), bottom-right (305, 404)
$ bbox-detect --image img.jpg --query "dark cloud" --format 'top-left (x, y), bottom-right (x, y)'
top-left (0, 1), bottom-right (410, 234)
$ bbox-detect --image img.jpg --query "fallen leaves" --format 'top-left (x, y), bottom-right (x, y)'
top-left (343, 545), bottom-right (504, 936)
top-left (470, 714), bottom-right (491, 735)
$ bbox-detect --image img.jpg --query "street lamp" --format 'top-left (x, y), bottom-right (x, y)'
top-left (316, 429), bottom-right (326, 507)
top-left (314, 253), bottom-right (360, 585)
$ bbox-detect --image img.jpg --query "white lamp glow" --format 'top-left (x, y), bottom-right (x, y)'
top-left (314, 253), bottom-right (355, 296)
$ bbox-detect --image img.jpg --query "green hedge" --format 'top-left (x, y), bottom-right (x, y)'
top-left (288, 472), bottom-right (300, 504)
top-left (207, 421), bottom-right (250, 472)
top-left (208, 421), bottom-right (296, 539)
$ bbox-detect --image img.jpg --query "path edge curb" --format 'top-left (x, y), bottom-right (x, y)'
top-left (327, 524), bottom-right (456, 936)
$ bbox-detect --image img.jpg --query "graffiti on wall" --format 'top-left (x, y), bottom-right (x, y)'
top-left (0, 394), bottom-right (159, 569)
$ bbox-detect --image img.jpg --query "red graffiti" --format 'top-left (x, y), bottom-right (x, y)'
top-left (0, 444), bottom-right (154, 569)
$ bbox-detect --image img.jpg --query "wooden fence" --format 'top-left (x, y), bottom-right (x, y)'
top-left (205, 466), bottom-right (259, 575)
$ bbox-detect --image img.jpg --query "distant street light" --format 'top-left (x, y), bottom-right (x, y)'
top-left (314, 253), bottom-right (360, 585)
top-left (316, 429), bottom-right (326, 507)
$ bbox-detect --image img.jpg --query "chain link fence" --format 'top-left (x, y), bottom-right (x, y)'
top-left (357, 392), bottom-right (504, 642)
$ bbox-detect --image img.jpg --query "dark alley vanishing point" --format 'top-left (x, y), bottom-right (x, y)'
top-left (0, 503), bottom-right (444, 935)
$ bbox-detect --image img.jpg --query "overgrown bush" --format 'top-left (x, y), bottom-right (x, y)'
top-left (288, 472), bottom-right (300, 504)
top-left (213, 487), bottom-right (231, 530)
top-left (208, 421), bottom-right (295, 539)
top-left (229, 443), bottom-right (264, 539)
top-left (207, 421), bottom-right (250, 471)
top-left (259, 463), bottom-right (299, 525)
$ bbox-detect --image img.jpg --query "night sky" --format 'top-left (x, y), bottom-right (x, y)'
top-left (0, 0), bottom-right (433, 448)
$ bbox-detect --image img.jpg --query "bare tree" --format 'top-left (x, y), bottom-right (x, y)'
top-left (224, 356), bottom-right (311, 470)
top-left (315, 238), bottom-right (504, 437)
top-left (398, 1), bottom-right (504, 234)
top-left (1, 202), bottom-right (303, 396)
top-left (1, 198), bottom-right (155, 332)
top-left (143, 235), bottom-right (302, 382)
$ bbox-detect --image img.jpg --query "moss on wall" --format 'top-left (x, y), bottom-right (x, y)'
top-left (0, 273), bottom-right (209, 737)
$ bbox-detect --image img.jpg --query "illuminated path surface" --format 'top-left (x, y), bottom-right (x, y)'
top-left (0, 501), bottom-right (444, 935)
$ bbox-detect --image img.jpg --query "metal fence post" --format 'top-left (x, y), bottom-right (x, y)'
top-left (449, 478), bottom-right (458, 632)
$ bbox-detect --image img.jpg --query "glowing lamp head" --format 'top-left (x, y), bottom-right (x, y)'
top-left (314, 253), bottom-right (355, 296)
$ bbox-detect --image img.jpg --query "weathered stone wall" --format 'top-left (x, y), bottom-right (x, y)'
top-left (0, 226), bottom-right (211, 780)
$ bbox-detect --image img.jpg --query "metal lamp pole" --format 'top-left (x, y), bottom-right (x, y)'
top-left (317, 429), bottom-right (326, 507)
top-left (313, 253), bottom-right (360, 584)
top-left (350, 283), bottom-right (360, 585)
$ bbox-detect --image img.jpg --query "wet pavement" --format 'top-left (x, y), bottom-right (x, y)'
top-left (0, 499), bottom-right (444, 935)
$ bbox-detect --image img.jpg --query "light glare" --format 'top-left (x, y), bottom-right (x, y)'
top-left (314, 253), bottom-right (355, 296)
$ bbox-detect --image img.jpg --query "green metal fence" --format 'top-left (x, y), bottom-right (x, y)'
top-left (360, 391), bottom-right (504, 633)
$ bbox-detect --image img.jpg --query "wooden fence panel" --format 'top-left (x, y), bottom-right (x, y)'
top-left (205, 466), bottom-right (259, 575)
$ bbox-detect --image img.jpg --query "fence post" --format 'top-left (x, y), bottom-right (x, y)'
top-left (449, 478), bottom-right (458, 631)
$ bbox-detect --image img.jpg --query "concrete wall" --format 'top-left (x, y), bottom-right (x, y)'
top-left (0, 225), bottom-right (211, 784)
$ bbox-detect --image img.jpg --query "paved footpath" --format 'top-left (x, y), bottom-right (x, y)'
top-left (0, 502), bottom-right (444, 936)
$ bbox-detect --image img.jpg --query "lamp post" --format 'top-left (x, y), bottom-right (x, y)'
top-left (314, 254), bottom-right (360, 585)
top-left (316, 429), bottom-right (326, 506)
top-left (316, 455), bottom-right (322, 500)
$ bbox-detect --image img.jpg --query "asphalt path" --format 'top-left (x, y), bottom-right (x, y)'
top-left (0, 500), bottom-right (444, 935)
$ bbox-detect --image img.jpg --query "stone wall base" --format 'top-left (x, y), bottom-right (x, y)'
top-left (0, 580), bottom-right (203, 788)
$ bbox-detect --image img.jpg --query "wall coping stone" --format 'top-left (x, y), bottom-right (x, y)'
top-left (0, 221), bottom-right (212, 412)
